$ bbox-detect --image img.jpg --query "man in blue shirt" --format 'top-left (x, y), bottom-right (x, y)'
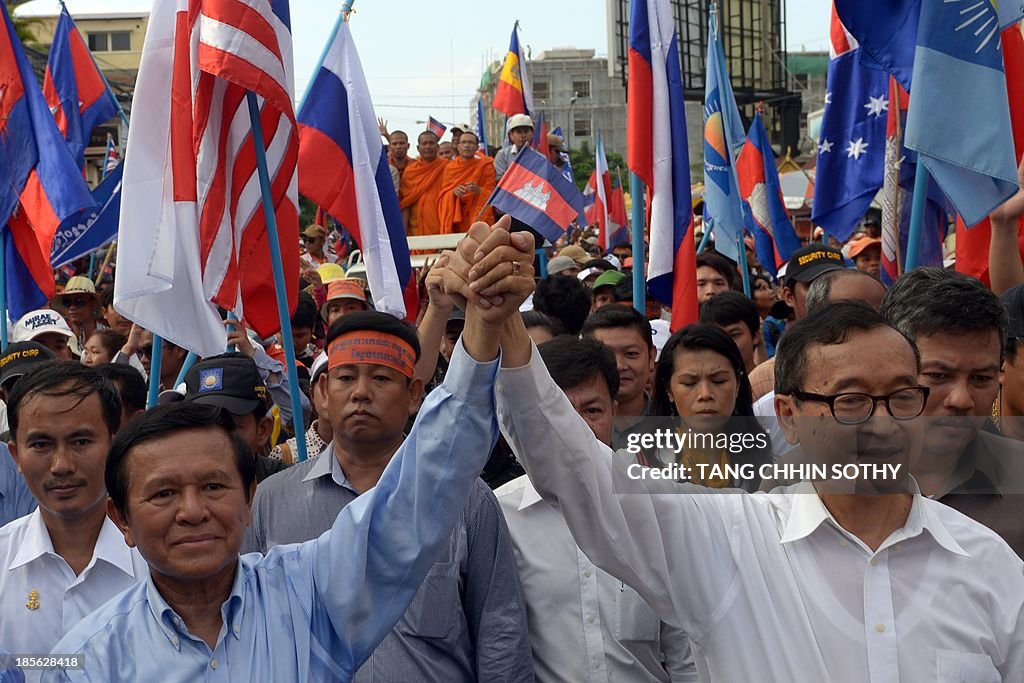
top-left (44, 220), bottom-right (538, 682)
top-left (0, 444), bottom-right (34, 527)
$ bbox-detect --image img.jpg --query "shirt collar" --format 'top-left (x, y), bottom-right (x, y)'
top-left (301, 443), bottom-right (356, 492)
top-left (8, 509), bottom-right (53, 570)
top-left (146, 558), bottom-right (247, 648)
top-left (88, 515), bottom-right (139, 578)
top-left (517, 478), bottom-right (544, 511)
top-left (779, 481), bottom-right (969, 557)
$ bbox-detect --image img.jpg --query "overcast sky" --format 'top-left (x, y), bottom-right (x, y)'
top-left (24, 0), bottom-right (831, 140)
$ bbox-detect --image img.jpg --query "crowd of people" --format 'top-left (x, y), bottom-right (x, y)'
top-left (1, 116), bottom-right (1024, 681)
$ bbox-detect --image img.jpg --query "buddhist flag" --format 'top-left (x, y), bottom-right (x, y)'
top-left (493, 22), bottom-right (533, 117)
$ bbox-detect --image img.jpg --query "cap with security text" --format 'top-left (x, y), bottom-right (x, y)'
top-left (0, 342), bottom-right (56, 390)
top-left (784, 244), bottom-right (846, 285)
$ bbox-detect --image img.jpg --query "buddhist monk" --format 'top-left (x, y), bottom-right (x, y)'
top-left (399, 131), bottom-right (448, 236)
top-left (437, 132), bottom-right (495, 234)
top-left (438, 142), bottom-right (455, 160)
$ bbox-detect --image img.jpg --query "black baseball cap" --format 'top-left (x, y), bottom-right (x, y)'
top-left (1001, 283), bottom-right (1024, 339)
top-left (184, 353), bottom-right (270, 415)
top-left (784, 244), bottom-right (846, 285)
top-left (0, 342), bottom-right (55, 390)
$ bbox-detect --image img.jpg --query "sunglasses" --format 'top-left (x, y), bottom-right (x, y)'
top-left (62, 296), bottom-right (91, 308)
top-left (302, 235), bottom-right (322, 243)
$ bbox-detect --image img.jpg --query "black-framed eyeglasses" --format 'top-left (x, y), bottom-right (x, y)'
top-left (790, 386), bottom-right (929, 425)
top-left (62, 297), bottom-right (90, 308)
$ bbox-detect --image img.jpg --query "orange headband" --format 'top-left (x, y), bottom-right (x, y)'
top-left (327, 331), bottom-right (416, 378)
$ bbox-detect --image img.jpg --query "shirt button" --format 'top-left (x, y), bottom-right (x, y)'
top-left (584, 570), bottom-right (592, 578)
top-left (587, 616), bottom-right (596, 624)
top-left (875, 624), bottom-right (886, 633)
top-left (171, 637), bottom-right (179, 647)
top-left (233, 625), bottom-right (241, 634)
top-left (870, 558), bottom-right (879, 567)
top-left (210, 659), bottom-right (219, 670)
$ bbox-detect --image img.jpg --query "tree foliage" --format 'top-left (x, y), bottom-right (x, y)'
top-left (6, 3), bottom-right (41, 46)
top-left (568, 141), bottom-right (628, 192)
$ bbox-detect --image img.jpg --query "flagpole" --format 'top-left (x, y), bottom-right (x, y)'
top-left (147, 336), bottom-right (163, 408)
top-left (298, 8), bottom-right (348, 114)
top-left (904, 159), bottom-right (929, 271)
top-left (58, 0), bottom-right (130, 128)
top-left (0, 232), bottom-right (7, 352)
top-left (174, 352), bottom-right (198, 388)
top-left (631, 171), bottom-right (646, 314)
top-left (245, 92), bottom-right (308, 463)
top-left (698, 223), bottom-right (714, 252)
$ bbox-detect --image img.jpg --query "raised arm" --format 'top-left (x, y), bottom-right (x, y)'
top-left (303, 218), bottom-right (536, 676)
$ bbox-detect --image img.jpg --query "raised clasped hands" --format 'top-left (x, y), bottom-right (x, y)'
top-left (439, 215), bottom-right (536, 327)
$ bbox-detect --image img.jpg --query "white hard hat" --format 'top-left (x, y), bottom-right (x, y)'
top-left (506, 114), bottom-right (534, 133)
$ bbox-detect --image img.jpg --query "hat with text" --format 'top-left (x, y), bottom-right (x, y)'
top-left (184, 353), bottom-right (270, 416)
top-left (784, 244), bottom-right (846, 285)
top-left (0, 341), bottom-right (56, 389)
top-left (11, 309), bottom-right (75, 343)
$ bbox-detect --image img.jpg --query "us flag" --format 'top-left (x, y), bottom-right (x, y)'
top-left (114, 0), bottom-right (299, 356)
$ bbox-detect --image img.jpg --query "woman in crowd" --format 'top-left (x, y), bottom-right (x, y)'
top-left (82, 329), bottom-right (127, 367)
top-left (648, 323), bottom-right (770, 491)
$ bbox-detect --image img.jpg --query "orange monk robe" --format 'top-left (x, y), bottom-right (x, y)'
top-left (399, 157), bottom-right (448, 236)
top-left (437, 156), bottom-right (496, 234)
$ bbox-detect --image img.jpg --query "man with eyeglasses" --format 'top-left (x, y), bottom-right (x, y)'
top-left (881, 267), bottom-right (1024, 557)
top-left (133, 330), bottom-right (187, 392)
top-left (52, 277), bottom-right (102, 351)
top-left (461, 216), bottom-right (1024, 680)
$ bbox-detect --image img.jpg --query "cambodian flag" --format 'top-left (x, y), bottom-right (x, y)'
top-left (298, 18), bottom-right (414, 320)
top-left (427, 116), bottom-right (446, 139)
top-left (736, 111), bottom-right (801, 277)
top-left (493, 22), bottom-right (533, 117)
top-left (490, 146), bottom-right (586, 243)
top-left (1, 2), bottom-right (97, 319)
top-left (43, 6), bottom-right (119, 170)
top-left (836, 0), bottom-right (1022, 226)
top-left (628, 0), bottom-right (695, 330)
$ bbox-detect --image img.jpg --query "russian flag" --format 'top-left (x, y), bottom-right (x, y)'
top-left (493, 22), bottom-right (533, 117)
top-left (297, 18), bottom-right (414, 320)
top-left (628, 0), bottom-right (695, 331)
top-left (490, 146), bottom-right (586, 243)
top-left (427, 116), bottom-right (446, 139)
top-left (736, 111), bottom-right (801, 278)
top-left (1, 3), bottom-right (97, 319)
top-left (43, 7), bottom-right (119, 169)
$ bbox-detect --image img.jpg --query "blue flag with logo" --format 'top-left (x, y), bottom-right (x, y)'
top-left (836, 0), bottom-right (1022, 226)
top-left (702, 10), bottom-right (745, 262)
top-left (50, 162), bottom-right (122, 268)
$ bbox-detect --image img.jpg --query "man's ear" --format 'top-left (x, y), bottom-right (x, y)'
top-left (774, 394), bottom-right (801, 445)
top-left (407, 378), bottom-right (425, 416)
top-left (8, 440), bottom-right (19, 472)
top-left (256, 415), bottom-right (274, 448)
top-left (782, 286), bottom-right (796, 309)
top-left (108, 497), bottom-right (136, 548)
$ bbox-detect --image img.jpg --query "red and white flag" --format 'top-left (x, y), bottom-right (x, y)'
top-left (114, 0), bottom-right (299, 356)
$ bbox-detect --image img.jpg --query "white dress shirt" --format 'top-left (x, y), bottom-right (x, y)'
top-left (496, 475), bottom-right (697, 682)
top-left (496, 347), bottom-right (1024, 683)
top-left (0, 510), bottom-right (146, 681)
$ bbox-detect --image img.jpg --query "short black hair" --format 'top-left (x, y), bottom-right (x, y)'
top-left (880, 267), bottom-right (1006, 344)
top-left (776, 301), bottom-right (919, 396)
top-left (100, 287), bottom-right (115, 309)
top-left (652, 324), bottom-right (754, 416)
top-left (106, 403), bottom-right (254, 515)
top-left (539, 336), bottom-right (619, 399)
top-left (805, 268), bottom-right (881, 314)
top-left (97, 363), bottom-right (147, 416)
top-left (533, 274), bottom-right (592, 336)
top-left (291, 291), bottom-right (320, 331)
top-left (699, 290), bottom-right (760, 336)
top-left (612, 278), bottom-right (633, 303)
top-left (521, 310), bottom-right (564, 337)
top-left (87, 329), bottom-right (127, 359)
top-left (7, 361), bottom-right (121, 439)
top-left (582, 259), bottom-right (615, 272)
top-left (582, 304), bottom-right (654, 349)
top-left (696, 251), bottom-right (737, 290)
top-left (611, 241), bottom-right (632, 253)
top-left (326, 310), bottom-right (421, 361)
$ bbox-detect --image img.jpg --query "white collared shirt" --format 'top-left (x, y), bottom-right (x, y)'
top-left (496, 475), bottom-right (697, 682)
top-left (497, 347), bottom-right (1024, 682)
top-left (0, 510), bottom-right (146, 681)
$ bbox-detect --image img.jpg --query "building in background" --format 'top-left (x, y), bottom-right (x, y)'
top-left (786, 51), bottom-right (828, 157)
top-left (13, 0), bottom-right (148, 185)
top-left (607, 0), bottom-right (800, 157)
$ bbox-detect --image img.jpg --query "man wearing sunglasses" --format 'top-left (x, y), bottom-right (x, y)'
top-left (881, 268), bottom-right (1024, 557)
top-left (134, 331), bottom-right (187, 392)
top-left (53, 277), bottom-right (101, 350)
top-left (464, 218), bottom-right (1024, 680)
top-left (300, 224), bottom-right (337, 269)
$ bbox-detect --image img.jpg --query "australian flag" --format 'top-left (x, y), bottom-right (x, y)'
top-left (811, 3), bottom-right (890, 242)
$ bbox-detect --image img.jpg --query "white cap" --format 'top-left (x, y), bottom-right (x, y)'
top-left (604, 254), bottom-right (622, 271)
top-left (12, 309), bottom-right (74, 343)
top-left (506, 114), bottom-right (534, 133)
top-left (310, 351), bottom-right (329, 384)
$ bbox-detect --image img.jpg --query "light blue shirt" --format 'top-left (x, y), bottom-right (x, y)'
top-left (43, 339), bottom-right (500, 682)
top-left (0, 443), bottom-right (35, 528)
